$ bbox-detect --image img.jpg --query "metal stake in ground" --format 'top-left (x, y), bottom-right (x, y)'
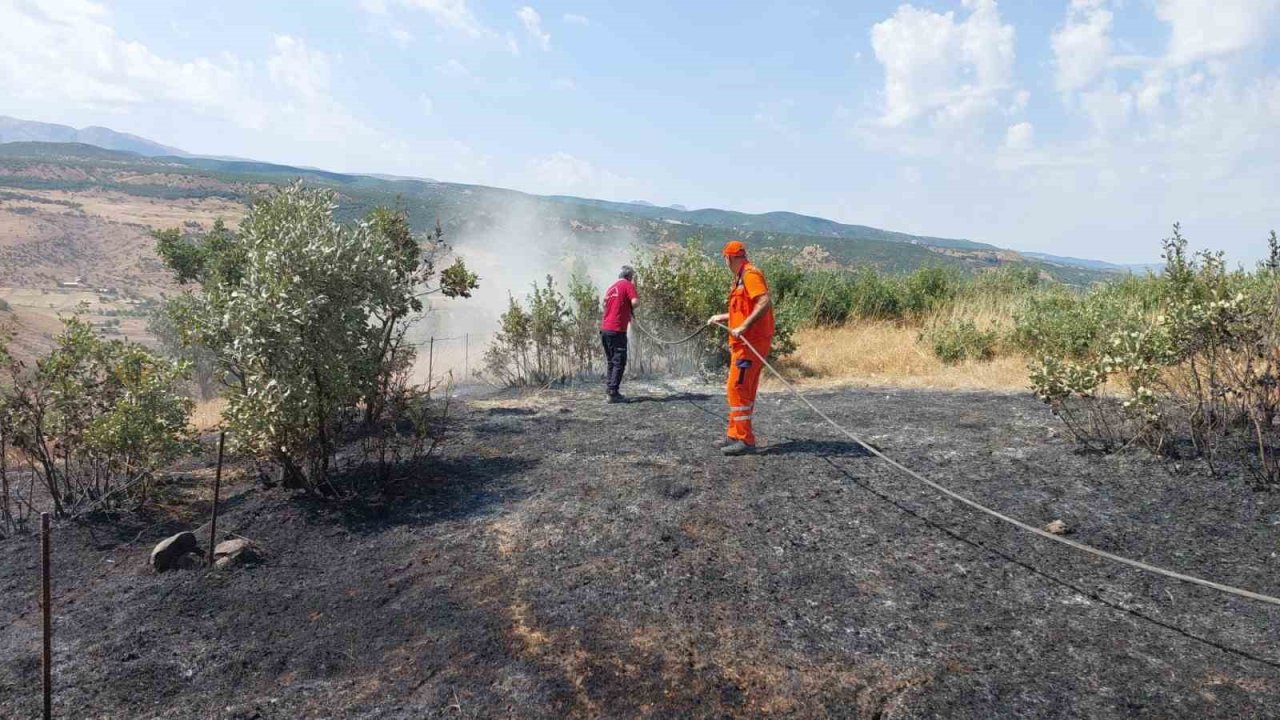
top-left (40, 511), bottom-right (52, 720)
top-left (207, 431), bottom-right (226, 568)
top-left (428, 337), bottom-right (435, 391)
top-left (2, 432), bottom-right (11, 535)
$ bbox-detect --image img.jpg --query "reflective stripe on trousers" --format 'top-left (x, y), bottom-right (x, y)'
top-left (726, 342), bottom-right (769, 445)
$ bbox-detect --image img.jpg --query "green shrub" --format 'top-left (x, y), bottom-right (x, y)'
top-left (484, 275), bottom-right (597, 386)
top-left (1028, 224), bottom-right (1280, 484)
top-left (155, 182), bottom-right (477, 491)
top-left (1, 317), bottom-right (194, 517)
top-left (902, 266), bottom-right (960, 315)
top-left (633, 241), bottom-right (798, 367)
top-left (922, 320), bottom-right (997, 364)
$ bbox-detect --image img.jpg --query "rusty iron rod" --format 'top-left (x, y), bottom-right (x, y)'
top-left (207, 431), bottom-right (226, 567)
top-left (41, 511), bottom-right (52, 720)
top-left (2, 432), bottom-right (11, 535)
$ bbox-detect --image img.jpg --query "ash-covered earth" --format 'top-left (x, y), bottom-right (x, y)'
top-left (3, 382), bottom-right (1279, 718)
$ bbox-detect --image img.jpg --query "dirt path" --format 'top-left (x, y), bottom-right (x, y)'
top-left (3, 382), bottom-right (1280, 718)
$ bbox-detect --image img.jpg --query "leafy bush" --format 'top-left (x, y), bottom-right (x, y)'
top-left (0, 317), bottom-right (194, 518)
top-left (1028, 225), bottom-right (1280, 484)
top-left (484, 275), bottom-right (600, 386)
top-left (633, 241), bottom-right (798, 365)
top-left (902, 266), bottom-right (961, 315)
top-left (922, 319), bottom-right (998, 364)
top-left (155, 183), bottom-right (477, 492)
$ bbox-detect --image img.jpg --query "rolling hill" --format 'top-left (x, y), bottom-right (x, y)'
top-left (0, 139), bottom-right (1121, 282)
top-left (0, 116), bottom-right (188, 157)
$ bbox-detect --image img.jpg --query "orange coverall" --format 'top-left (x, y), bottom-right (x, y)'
top-left (726, 262), bottom-right (775, 446)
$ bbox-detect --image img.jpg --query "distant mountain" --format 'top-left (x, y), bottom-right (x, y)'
top-left (1023, 252), bottom-right (1161, 274)
top-left (369, 172), bottom-right (439, 183)
top-left (0, 114), bottom-right (1140, 278)
top-left (0, 116), bottom-right (187, 157)
top-left (545, 196), bottom-right (996, 252)
top-left (0, 140), bottom-right (1123, 285)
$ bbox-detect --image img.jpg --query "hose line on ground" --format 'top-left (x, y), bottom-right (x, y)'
top-left (701, 322), bottom-right (1280, 609)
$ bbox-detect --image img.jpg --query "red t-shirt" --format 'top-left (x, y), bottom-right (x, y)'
top-left (601, 278), bottom-right (637, 332)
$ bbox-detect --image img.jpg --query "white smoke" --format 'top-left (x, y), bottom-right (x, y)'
top-left (407, 192), bottom-right (639, 382)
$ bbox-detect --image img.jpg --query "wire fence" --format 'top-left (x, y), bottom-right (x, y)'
top-left (405, 332), bottom-right (493, 386)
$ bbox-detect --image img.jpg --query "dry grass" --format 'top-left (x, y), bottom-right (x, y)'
top-left (774, 321), bottom-right (1031, 392)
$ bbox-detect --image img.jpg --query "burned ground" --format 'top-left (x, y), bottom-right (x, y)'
top-left (2, 382), bottom-right (1280, 718)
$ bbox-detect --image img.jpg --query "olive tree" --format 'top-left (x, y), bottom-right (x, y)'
top-left (157, 182), bottom-right (477, 491)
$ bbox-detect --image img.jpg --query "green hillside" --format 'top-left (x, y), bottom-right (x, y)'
top-left (0, 141), bottom-right (1115, 284)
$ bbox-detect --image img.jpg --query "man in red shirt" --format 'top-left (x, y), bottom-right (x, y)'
top-left (707, 240), bottom-right (774, 455)
top-left (600, 265), bottom-right (638, 403)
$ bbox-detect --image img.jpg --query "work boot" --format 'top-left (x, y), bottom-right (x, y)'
top-left (714, 436), bottom-right (737, 449)
top-left (721, 440), bottom-right (757, 456)
top-left (607, 392), bottom-right (628, 404)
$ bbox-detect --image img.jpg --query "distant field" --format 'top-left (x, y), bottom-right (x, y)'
top-left (0, 184), bottom-right (247, 357)
top-left (0, 286), bottom-right (153, 359)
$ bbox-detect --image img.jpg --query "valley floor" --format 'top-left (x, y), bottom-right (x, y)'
top-left (2, 382), bottom-right (1279, 718)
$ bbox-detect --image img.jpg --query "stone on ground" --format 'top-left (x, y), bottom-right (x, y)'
top-left (213, 538), bottom-right (260, 569)
top-left (150, 532), bottom-right (201, 572)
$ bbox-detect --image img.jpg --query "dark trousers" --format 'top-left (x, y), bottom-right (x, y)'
top-left (600, 330), bottom-right (628, 395)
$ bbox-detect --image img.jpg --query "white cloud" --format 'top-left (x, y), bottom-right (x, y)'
top-left (859, 0), bottom-right (1280, 264)
top-left (563, 13), bottom-right (589, 26)
top-left (389, 28), bottom-right (413, 47)
top-left (0, 2), bottom-right (384, 169)
top-left (869, 0), bottom-right (1017, 128)
top-left (1157, 0), bottom-right (1280, 66)
top-left (1048, 0), bottom-right (1280, 141)
top-left (1003, 121), bottom-right (1034, 151)
top-left (517, 6), bottom-right (551, 51)
top-left (525, 152), bottom-right (637, 200)
top-left (374, 0), bottom-right (492, 39)
top-left (1079, 80), bottom-right (1134, 135)
top-left (436, 59), bottom-right (470, 77)
top-left (268, 35), bottom-right (332, 102)
top-left (0, 0), bottom-right (247, 116)
top-left (1008, 89), bottom-right (1030, 114)
top-left (1051, 0), bottom-right (1113, 93)
top-left (419, 94), bottom-right (434, 116)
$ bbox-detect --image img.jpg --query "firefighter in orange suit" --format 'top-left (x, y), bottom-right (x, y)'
top-left (707, 240), bottom-right (774, 455)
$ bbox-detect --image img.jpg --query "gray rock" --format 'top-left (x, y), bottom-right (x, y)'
top-left (213, 537), bottom-right (260, 569)
top-left (214, 538), bottom-right (251, 556)
top-left (1043, 519), bottom-right (1069, 536)
top-left (151, 532), bottom-right (201, 572)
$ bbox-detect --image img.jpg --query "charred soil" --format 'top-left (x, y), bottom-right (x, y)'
top-left (2, 383), bottom-right (1280, 718)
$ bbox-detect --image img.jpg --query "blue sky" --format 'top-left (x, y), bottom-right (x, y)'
top-left (1, 0), bottom-right (1278, 263)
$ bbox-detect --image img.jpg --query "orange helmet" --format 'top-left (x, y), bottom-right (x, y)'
top-left (721, 240), bottom-right (747, 258)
